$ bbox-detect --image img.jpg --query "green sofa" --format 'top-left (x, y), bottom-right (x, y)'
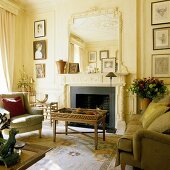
top-left (116, 102), bottom-right (170, 170)
top-left (0, 92), bottom-right (44, 137)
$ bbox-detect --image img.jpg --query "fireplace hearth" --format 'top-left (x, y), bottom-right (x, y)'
top-left (70, 86), bottom-right (115, 129)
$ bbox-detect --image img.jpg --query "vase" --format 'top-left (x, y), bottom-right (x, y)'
top-left (56, 60), bottom-right (66, 74)
top-left (140, 98), bottom-right (151, 113)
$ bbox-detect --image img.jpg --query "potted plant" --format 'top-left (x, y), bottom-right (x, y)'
top-left (17, 66), bottom-right (31, 92)
top-left (128, 77), bottom-right (168, 110)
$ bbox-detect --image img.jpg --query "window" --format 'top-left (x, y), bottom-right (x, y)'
top-left (73, 44), bottom-right (80, 63)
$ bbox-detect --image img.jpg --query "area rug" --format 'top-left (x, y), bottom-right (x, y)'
top-left (16, 120), bottom-right (121, 170)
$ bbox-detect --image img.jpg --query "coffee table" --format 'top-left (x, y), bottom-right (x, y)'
top-left (0, 143), bottom-right (51, 170)
top-left (52, 108), bottom-right (107, 150)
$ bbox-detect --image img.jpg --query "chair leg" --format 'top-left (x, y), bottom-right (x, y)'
top-left (121, 163), bottom-right (126, 170)
top-left (39, 129), bottom-right (42, 138)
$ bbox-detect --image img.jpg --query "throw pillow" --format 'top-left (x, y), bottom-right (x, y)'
top-left (2, 96), bottom-right (25, 117)
top-left (140, 102), bottom-right (167, 122)
top-left (142, 104), bottom-right (169, 128)
top-left (147, 111), bottom-right (170, 133)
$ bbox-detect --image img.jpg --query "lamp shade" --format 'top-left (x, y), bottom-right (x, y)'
top-left (105, 72), bottom-right (117, 78)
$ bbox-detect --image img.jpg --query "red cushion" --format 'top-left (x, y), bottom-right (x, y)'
top-left (2, 96), bottom-right (25, 117)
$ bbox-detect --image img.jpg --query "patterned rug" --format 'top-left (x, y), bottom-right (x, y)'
top-left (15, 120), bottom-right (121, 170)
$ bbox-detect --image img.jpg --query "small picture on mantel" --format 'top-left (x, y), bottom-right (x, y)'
top-left (68, 63), bottom-right (79, 74)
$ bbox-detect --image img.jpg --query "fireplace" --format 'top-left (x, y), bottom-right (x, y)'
top-left (70, 86), bottom-right (115, 129)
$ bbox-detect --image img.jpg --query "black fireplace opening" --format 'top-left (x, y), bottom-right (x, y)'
top-left (69, 86), bottom-right (115, 130)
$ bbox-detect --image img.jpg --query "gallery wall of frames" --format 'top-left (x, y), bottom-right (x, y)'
top-left (151, 0), bottom-right (170, 78)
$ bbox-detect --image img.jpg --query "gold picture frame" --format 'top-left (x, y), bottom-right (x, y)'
top-left (68, 63), bottom-right (79, 74)
top-left (35, 64), bottom-right (45, 78)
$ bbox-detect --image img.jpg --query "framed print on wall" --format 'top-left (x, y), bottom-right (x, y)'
top-left (68, 63), bottom-right (79, 74)
top-left (101, 58), bottom-right (116, 73)
top-left (33, 40), bottom-right (46, 60)
top-left (100, 50), bottom-right (109, 60)
top-left (35, 64), bottom-right (46, 78)
top-left (34, 20), bottom-right (46, 38)
top-left (152, 54), bottom-right (170, 77)
top-left (151, 0), bottom-right (170, 25)
top-left (153, 27), bottom-right (170, 50)
top-left (88, 51), bottom-right (97, 62)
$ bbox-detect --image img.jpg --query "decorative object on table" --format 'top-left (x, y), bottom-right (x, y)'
top-left (106, 72), bottom-right (117, 87)
top-left (34, 20), bottom-right (46, 38)
top-left (35, 64), bottom-right (45, 78)
top-left (153, 27), bottom-right (170, 50)
top-left (151, 1), bottom-right (170, 25)
top-left (17, 65), bottom-right (31, 92)
top-left (0, 113), bottom-right (20, 167)
top-left (100, 50), bottom-right (109, 60)
top-left (56, 60), bottom-right (66, 74)
top-left (128, 77), bottom-right (167, 100)
top-left (68, 63), bottom-right (79, 74)
top-left (88, 51), bottom-right (97, 62)
top-left (152, 54), bottom-right (170, 77)
top-left (36, 94), bottom-right (48, 104)
top-left (87, 63), bottom-right (97, 73)
top-left (33, 40), bottom-right (46, 60)
top-left (101, 58), bottom-right (116, 73)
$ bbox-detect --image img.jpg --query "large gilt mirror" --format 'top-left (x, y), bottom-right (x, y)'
top-left (68, 7), bottom-right (124, 74)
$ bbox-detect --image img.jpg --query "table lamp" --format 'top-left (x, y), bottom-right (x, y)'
top-left (106, 72), bottom-right (117, 87)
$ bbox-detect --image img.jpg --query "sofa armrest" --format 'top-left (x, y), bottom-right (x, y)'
top-left (30, 107), bottom-right (43, 115)
top-left (133, 129), bottom-right (170, 162)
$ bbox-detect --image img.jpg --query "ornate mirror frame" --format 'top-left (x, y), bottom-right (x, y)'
top-left (68, 7), bottom-right (128, 74)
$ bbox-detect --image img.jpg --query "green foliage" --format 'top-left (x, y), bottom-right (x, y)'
top-left (128, 77), bottom-right (168, 100)
top-left (17, 66), bottom-right (31, 90)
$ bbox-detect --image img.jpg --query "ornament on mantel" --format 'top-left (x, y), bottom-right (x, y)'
top-left (56, 60), bottom-right (66, 74)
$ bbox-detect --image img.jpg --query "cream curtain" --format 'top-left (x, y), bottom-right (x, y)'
top-left (0, 8), bottom-right (15, 91)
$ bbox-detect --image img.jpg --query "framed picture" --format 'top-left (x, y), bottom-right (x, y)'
top-left (35, 64), bottom-right (46, 78)
top-left (152, 54), bottom-right (170, 77)
top-left (153, 27), bottom-right (170, 50)
top-left (88, 51), bottom-right (97, 62)
top-left (34, 20), bottom-right (46, 38)
top-left (151, 1), bottom-right (170, 25)
top-left (68, 63), bottom-right (79, 74)
top-left (101, 58), bottom-right (116, 73)
top-left (100, 50), bottom-right (109, 60)
top-left (33, 40), bottom-right (46, 60)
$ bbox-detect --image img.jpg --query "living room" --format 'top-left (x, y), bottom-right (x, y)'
top-left (0, 0), bottom-right (170, 170)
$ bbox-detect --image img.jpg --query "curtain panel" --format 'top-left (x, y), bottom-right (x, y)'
top-left (0, 7), bottom-right (15, 91)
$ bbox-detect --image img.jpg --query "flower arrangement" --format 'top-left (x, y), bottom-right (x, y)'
top-left (128, 77), bottom-right (168, 100)
top-left (17, 66), bottom-right (31, 91)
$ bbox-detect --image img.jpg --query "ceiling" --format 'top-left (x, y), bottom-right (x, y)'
top-left (13, 0), bottom-right (59, 9)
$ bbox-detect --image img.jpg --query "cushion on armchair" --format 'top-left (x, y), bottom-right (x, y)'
top-left (140, 102), bottom-right (169, 128)
top-left (147, 111), bottom-right (170, 133)
top-left (2, 97), bottom-right (26, 117)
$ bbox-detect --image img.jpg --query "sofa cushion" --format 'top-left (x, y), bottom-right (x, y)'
top-left (147, 111), bottom-right (170, 133)
top-left (10, 114), bottom-right (44, 128)
top-left (118, 123), bottom-right (143, 153)
top-left (2, 97), bottom-right (26, 117)
top-left (141, 102), bottom-right (169, 128)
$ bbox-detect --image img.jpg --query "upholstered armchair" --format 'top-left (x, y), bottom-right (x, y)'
top-left (0, 92), bottom-right (44, 137)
